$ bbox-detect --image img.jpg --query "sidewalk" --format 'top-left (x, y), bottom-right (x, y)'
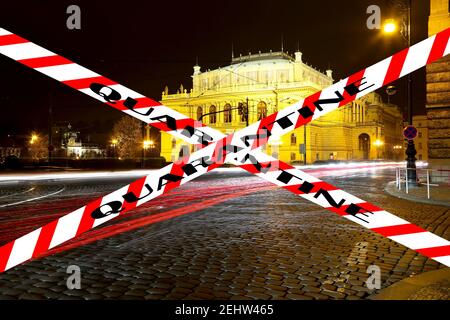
top-left (385, 181), bottom-right (450, 207)
top-left (381, 181), bottom-right (449, 300)
top-left (371, 268), bottom-right (450, 300)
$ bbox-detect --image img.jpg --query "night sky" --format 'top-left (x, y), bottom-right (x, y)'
top-left (0, 0), bottom-right (430, 138)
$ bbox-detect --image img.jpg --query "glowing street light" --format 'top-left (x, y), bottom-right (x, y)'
top-left (30, 133), bottom-right (39, 144)
top-left (383, 19), bottom-right (397, 34)
top-left (143, 140), bottom-right (154, 149)
top-left (110, 138), bottom-right (118, 147)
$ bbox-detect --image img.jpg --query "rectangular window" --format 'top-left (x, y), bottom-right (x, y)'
top-left (291, 152), bottom-right (296, 161)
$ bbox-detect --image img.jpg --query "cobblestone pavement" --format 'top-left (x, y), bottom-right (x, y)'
top-left (0, 166), bottom-right (448, 300)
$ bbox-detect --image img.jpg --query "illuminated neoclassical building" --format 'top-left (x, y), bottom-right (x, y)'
top-left (160, 50), bottom-right (404, 164)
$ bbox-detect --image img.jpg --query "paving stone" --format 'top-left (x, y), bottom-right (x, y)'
top-left (264, 290), bottom-right (286, 299)
top-left (321, 284), bottom-right (337, 291)
top-left (125, 289), bottom-right (148, 297)
top-left (301, 286), bottom-right (321, 293)
top-left (304, 292), bottom-right (329, 300)
top-left (245, 292), bottom-right (271, 300)
top-left (103, 291), bottom-right (125, 298)
top-left (18, 292), bottom-right (46, 300)
top-left (322, 290), bottom-right (346, 299)
top-left (286, 293), bottom-right (313, 300)
top-left (230, 295), bottom-right (248, 300)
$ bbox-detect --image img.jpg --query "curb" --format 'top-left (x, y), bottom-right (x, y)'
top-left (384, 181), bottom-right (450, 208)
top-left (370, 268), bottom-right (450, 300)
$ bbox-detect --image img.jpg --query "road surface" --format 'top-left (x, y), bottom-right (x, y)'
top-left (0, 164), bottom-right (448, 300)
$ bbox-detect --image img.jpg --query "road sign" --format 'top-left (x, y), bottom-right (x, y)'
top-left (403, 125), bottom-right (418, 140)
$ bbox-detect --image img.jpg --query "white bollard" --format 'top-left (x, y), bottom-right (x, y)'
top-left (405, 169), bottom-right (409, 194)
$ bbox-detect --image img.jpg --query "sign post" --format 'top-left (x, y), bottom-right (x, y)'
top-left (403, 125), bottom-right (418, 185)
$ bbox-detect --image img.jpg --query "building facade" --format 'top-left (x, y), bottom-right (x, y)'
top-left (160, 51), bottom-right (404, 164)
top-left (52, 122), bottom-right (105, 159)
top-left (426, 0), bottom-right (450, 168)
top-left (413, 115), bottom-right (429, 161)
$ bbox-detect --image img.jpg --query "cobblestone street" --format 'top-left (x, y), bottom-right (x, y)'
top-left (0, 166), bottom-right (448, 300)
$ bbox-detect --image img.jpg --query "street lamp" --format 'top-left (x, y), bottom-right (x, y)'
top-left (373, 139), bottom-right (384, 147)
top-left (110, 138), bottom-right (118, 158)
top-left (382, 0), bottom-right (416, 184)
top-left (30, 134), bottom-right (39, 145)
top-left (383, 19), bottom-right (397, 34)
top-left (143, 140), bottom-right (153, 149)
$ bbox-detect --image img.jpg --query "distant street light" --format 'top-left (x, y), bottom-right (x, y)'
top-left (383, 19), bottom-right (397, 33)
top-left (110, 138), bottom-right (118, 158)
top-left (30, 133), bottom-right (39, 144)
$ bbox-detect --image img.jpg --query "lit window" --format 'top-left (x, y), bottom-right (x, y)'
top-left (290, 133), bottom-right (297, 146)
top-left (224, 104), bottom-right (232, 123)
top-left (257, 101), bottom-right (267, 120)
top-left (209, 105), bottom-right (216, 124)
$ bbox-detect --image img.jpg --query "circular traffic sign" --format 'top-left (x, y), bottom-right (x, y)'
top-left (403, 125), bottom-right (417, 140)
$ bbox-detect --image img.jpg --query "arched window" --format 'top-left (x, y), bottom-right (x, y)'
top-left (257, 101), bottom-right (267, 120)
top-left (196, 106), bottom-right (203, 121)
top-left (238, 102), bottom-right (248, 122)
top-left (290, 133), bottom-right (297, 146)
top-left (224, 104), bottom-right (232, 123)
top-left (209, 105), bottom-right (217, 124)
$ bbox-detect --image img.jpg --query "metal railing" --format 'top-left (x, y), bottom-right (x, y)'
top-left (395, 167), bottom-right (450, 199)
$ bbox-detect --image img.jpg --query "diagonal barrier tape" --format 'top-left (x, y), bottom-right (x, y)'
top-left (0, 27), bottom-right (449, 272)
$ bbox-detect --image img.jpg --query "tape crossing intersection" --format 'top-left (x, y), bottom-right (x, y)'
top-left (0, 27), bottom-right (449, 272)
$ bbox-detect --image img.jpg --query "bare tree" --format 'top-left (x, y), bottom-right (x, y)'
top-left (112, 116), bottom-right (142, 159)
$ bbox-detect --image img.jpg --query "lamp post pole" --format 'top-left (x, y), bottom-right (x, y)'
top-left (404, 0), bottom-right (417, 184)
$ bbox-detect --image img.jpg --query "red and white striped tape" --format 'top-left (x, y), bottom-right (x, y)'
top-left (0, 27), bottom-right (449, 272)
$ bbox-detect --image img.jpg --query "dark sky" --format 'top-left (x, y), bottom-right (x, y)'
top-left (0, 0), bottom-right (430, 137)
